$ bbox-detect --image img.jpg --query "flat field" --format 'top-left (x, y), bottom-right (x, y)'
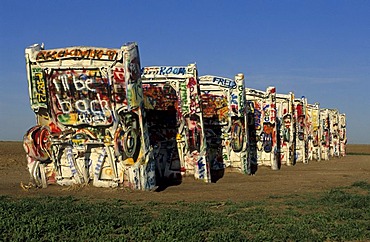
top-left (0, 141), bottom-right (369, 202)
top-left (1, 142), bottom-right (369, 241)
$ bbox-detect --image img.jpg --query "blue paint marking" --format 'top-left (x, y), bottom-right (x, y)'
top-left (212, 77), bottom-right (236, 89)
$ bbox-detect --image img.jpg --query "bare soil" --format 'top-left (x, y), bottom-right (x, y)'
top-left (1, 141), bottom-right (369, 202)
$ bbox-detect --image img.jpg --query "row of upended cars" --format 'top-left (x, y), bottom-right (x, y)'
top-left (23, 42), bottom-right (346, 190)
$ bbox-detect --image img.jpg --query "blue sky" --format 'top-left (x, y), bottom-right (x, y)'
top-left (0, 0), bottom-right (369, 143)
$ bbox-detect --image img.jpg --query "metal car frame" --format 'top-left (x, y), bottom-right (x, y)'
top-left (23, 43), bottom-right (155, 190)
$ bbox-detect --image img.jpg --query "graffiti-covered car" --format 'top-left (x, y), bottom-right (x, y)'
top-left (275, 92), bottom-right (295, 166)
top-left (199, 74), bottom-right (249, 175)
top-left (23, 43), bottom-right (155, 190)
top-left (141, 64), bottom-right (211, 183)
top-left (306, 102), bottom-right (321, 161)
top-left (293, 97), bottom-right (308, 164)
top-left (246, 87), bottom-right (279, 170)
top-left (339, 113), bottom-right (347, 156)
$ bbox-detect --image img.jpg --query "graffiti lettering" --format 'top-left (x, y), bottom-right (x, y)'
top-left (160, 66), bottom-right (186, 75)
top-left (141, 66), bottom-right (186, 76)
top-left (55, 91), bottom-right (109, 114)
top-left (230, 93), bottom-right (238, 105)
top-left (212, 77), bottom-right (236, 89)
top-left (263, 103), bottom-right (276, 123)
top-left (35, 74), bottom-right (47, 101)
top-left (127, 83), bottom-right (142, 108)
top-left (187, 77), bottom-right (200, 114)
top-left (113, 67), bottom-right (126, 103)
top-left (237, 84), bottom-right (244, 116)
top-left (254, 108), bottom-right (262, 130)
top-left (189, 94), bottom-right (200, 113)
top-left (78, 112), bottom-right (108, 124)
top-left (197, 157), bottom-right (205, 179)
top-left (36, 48), bottom-right (118, 61)
top-left (270, 103), bottom-right (276, 122)
top-left (263, 103), bottom-right (270, 122)
top-left (114, 68), bottom-right (125, 82)
top-left (180, 82), bottom-right (189, 114)
top-left (31, 69), bottom-right (48, 105)
top-left (50, 70), bottom-right (112, 125)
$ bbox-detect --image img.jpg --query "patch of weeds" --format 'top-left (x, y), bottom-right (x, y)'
top-left (1, 185), bottom-right (370, 241)
top-left (346, 152), bottom-right (370, 156)
top-left (268, 193), bottom-right (300, 200)
top-left (352, 181), bottom-right (370, 191)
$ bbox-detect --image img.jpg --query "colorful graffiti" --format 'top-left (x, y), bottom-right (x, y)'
top-left (306, 103), bottom-right (321, 161)
top-left (234, 83), bottom-right (347, 172)
top-left (35, 47), bottom-right (119, 61)
top-left (47, 69), bottom-right (113, 126)
top-left (275, 92), bottom-right (295, 166)
top-left (328, 109), bottom-right (341, 158)
top-left (293, 97), bottom-right (308, 164)
top-left (23, 43), bottom-right (348, 190)
top-left (141, 66), bottom-right (187, 76)
top-left (141, 64), bottom-right (210, 184)
top-left (200, 92), bottom-right (229, 125)
top-left (320, 109), bottom-right (331, 160)
top-left (246, 100), bottom-right (259, 174)
top-left (24, 43), bottom-right (155, 190)
top-left (199, 74), bottom-right (248, 177)
top-left (339, 113), bottom-right (347, 156)
top-left (246, 87), bottom-right (278, 170)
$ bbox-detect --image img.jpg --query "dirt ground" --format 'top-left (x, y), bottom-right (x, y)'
top-left (0, 141), bottom-right (369, 202)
